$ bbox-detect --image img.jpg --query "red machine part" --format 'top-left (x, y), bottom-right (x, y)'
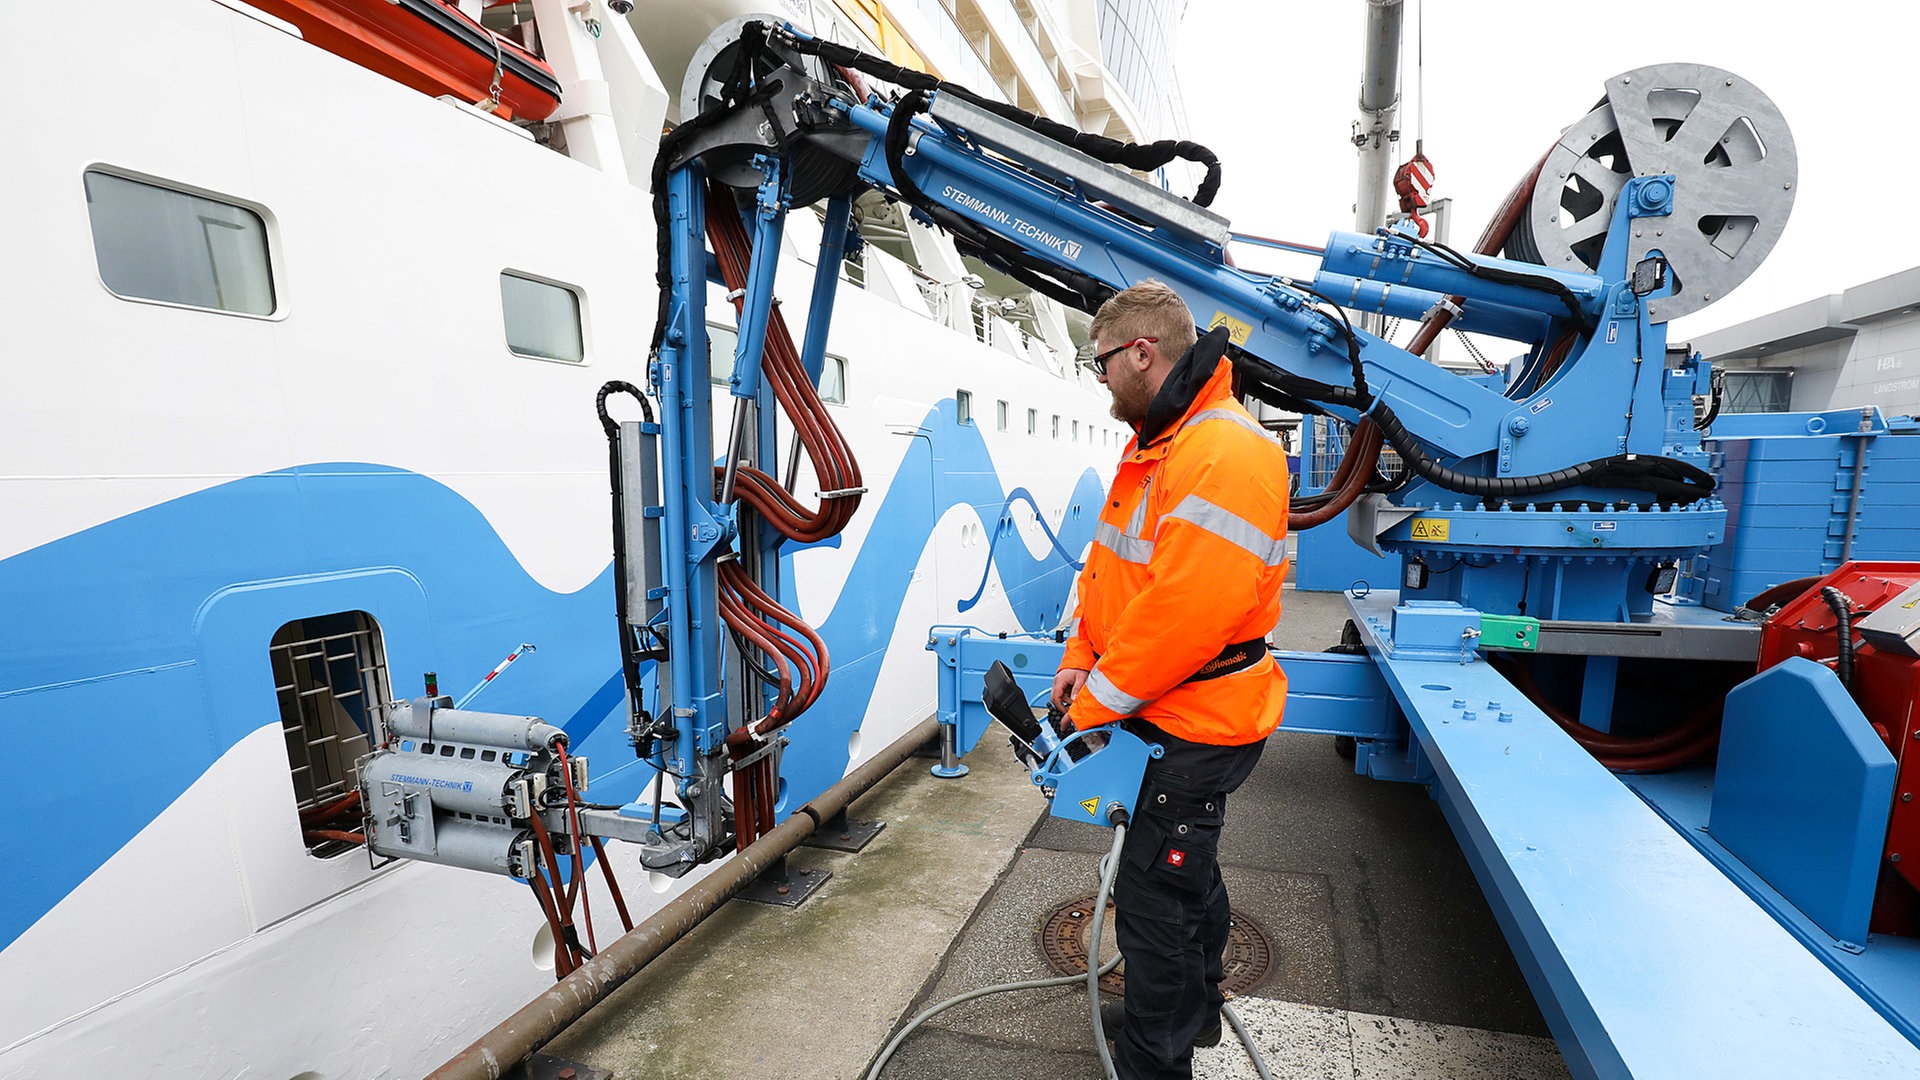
top-left (1754, 561), bottom-right (1920, 935)
top-left (1392, 151), bottom-right (1435, 237)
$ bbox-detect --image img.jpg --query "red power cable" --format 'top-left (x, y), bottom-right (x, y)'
top-left (556, 743), bottom-right (595, 955)
top-left (526, 810), bottom-right (582, 973)
top-left (1490, 654), bottom-right (1723, 772)
top-left (588, 835), bottom-right (634, 934)
top-left (301, 829), bottom-right (366, 846)
top-left (525, 871), bottom-right (574, 978)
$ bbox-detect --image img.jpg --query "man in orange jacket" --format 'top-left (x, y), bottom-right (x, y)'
top-left (1053, 281), bottom-right (1289, 1079)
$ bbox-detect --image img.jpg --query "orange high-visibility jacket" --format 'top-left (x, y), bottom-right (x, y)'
top-left (1062, 350), bottom-right (1290, 745)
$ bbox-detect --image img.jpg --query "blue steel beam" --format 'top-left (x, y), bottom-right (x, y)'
top-left (651, 166), bottom-right (728, 776)
top-left (832, 96), bottom-right (1513, 461)
top-left (798, 194), bottom-right (853, 387)
top-left (1346, 592), bottom-right (1920, 1079)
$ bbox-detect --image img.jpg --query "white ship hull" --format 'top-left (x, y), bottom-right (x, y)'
top-left (0, 3), bottom-right (1120, 1074)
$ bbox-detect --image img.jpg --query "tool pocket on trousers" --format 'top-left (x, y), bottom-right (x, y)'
top-left (1134, 778), bottom-right (1223, 897)
top-left (1147, 812), bottom-right (1221, 896)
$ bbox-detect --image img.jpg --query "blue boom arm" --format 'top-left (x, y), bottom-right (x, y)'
top-left (660, 23), bottom-right (1716, 515)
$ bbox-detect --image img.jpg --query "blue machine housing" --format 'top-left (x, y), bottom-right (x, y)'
top-left (1682, 408), bottom-right (1920, 611)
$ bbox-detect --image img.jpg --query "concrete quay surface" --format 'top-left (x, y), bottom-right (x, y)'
top-left (538, 590), bottom-right (1568, 1079)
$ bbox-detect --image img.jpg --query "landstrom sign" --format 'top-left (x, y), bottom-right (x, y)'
top-left (940, 185), bottom-right (1084, 260)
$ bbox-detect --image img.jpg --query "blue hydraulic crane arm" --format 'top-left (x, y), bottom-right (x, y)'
top-left (824, 88), bottom-right (1713, 495)
top-left (661, 20), bottom-right (1717, 504)
top-left (833, 91), bottom-right (1515, 460)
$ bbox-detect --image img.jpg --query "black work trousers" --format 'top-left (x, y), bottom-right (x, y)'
top-left (1111, 719), bottom-right (1266, 1080)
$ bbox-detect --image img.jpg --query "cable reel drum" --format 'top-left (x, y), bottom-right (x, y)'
top-left (1506, 62), bottom-right (1797, 322)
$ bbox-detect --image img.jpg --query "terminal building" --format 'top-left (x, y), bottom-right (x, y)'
top-left (1694, 265), bottom-right (1920, 419)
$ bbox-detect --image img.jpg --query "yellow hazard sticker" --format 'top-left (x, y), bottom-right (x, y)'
top-left (1409, 518), bottom-right (1450, 542)
top-left (1079, 796), bottom-right (1101, 818)
top-left (1208, 311), bottom-right (1252, 346)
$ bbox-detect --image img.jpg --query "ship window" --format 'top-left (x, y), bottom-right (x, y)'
top-left (1072, 419), bottom-right (1080, 442)
top-left (997, 400), bottom-right (1009, 431)
top-left (271, 611), bottom-right (391, 859)
top-left (1028, 408), bottom-right (1038, 435)
top-left (707, 321), bottom-right (738, 385)
top-left (708, 321), bottom-right (846, 405)
top-left (956, 390), bottom-right (973, 423)
top-left (820, 354), bottom-right (847, 404)
top-left (1052, 415), bottom-right (1061, 440)
top-left (501, 271), bottom-right (585, 363)
top-left (83, 169), bottom-right (275, 315)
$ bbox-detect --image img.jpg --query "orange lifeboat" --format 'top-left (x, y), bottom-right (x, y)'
top-left (248, 0), bottom-right (562, 122)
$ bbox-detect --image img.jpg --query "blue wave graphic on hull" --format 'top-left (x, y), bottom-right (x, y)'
top-left (958, 486), bottom-right (1086, 613)
top-left (0, 401), bottom-right (1100, 949)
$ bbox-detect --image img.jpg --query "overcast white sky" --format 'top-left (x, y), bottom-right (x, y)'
top-left (1173, 0), bottom-right (1913, 343)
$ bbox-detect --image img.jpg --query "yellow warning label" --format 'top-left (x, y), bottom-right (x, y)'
top-left (1904, 597), bottom-right (1919, 609)
top-left (1409, 517), bottom-right (1451, 542)
top-left (1080, 796), bottom-right (1101, 818)
top-left (1208, 311), bottom-right (1252, 346)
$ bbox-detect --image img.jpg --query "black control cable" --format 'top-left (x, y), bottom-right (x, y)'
top-left (1821, 586), bottom-right (1857, 691)
top-left (1398, 232), bottom-right (1591, 332)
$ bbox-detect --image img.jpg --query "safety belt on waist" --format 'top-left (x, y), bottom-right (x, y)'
top-left (1182, 638), bottom-right (1267, 684)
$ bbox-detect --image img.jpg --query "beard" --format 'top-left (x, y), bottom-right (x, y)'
top-left (1107, 376), bottom-right (1149, 426)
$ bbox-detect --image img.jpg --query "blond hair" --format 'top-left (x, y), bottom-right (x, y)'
top-left (1089, 280), bottom-right (1198, 364)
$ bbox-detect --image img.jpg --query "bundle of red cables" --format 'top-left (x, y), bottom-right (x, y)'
top-left (704, 181), bottom-right (859, 735)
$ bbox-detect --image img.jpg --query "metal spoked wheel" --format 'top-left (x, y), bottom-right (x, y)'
top-left (1507, 63), bottom-right (1797, 322)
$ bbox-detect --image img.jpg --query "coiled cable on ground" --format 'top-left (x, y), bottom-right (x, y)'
top-left (863, 822), bottom-right (1274, 1079)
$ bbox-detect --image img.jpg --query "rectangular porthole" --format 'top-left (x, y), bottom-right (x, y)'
top-left (501, 270), bottom-right (585, 363)
top-left (708, 320), bottom-right (846, 404)
top-left (997, 400), bottom-right (1009, 431)
top-left (83, 169), bottom-right (275, 315)
top-left (819, 354), bottom-right (847, 404)
top-left (956, 389), bottom-right (973, 423)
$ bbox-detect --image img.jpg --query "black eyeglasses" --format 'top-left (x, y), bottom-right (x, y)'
top-left (1081, 336), bottom-right (1156, 377)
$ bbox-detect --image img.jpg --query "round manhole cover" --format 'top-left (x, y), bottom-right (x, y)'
top-left (1038, 892), bottom-right (1274, 997)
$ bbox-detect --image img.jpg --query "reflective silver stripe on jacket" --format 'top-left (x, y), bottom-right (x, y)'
top-left (1189, 407), bottom-right (1270, 439)
top-left (1165, 495), bottom-right (1287, 566)
top-left (1094, 521), bottom-right (1154, 564)
top-left (1086, 666), bottom-right (1150, 715)
top-left (1069, 617), bottom-right (1082, 636)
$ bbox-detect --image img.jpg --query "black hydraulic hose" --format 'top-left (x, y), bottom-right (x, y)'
top-left (1401, 233), bottom-right (1591, 332)
top-left (881, 89), bottom-right (1113, 313)
top-left (1368, 397), bottom-right (1716, 503)
top-left (1282, 281), bottom-right (1371, 407)
top-left (882, 88), bottom-right (931, 206)
top-left (1695, 373), bottom-right (1724, 430)
top-left (761, 22), bottom-right (1222, 207)
top-left (596, 379), bottom-right (654, 433)
top-left (1821, 586), bottom-right (1856, 691)
top-left (1240, 360), bottom-right (1716, 503)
